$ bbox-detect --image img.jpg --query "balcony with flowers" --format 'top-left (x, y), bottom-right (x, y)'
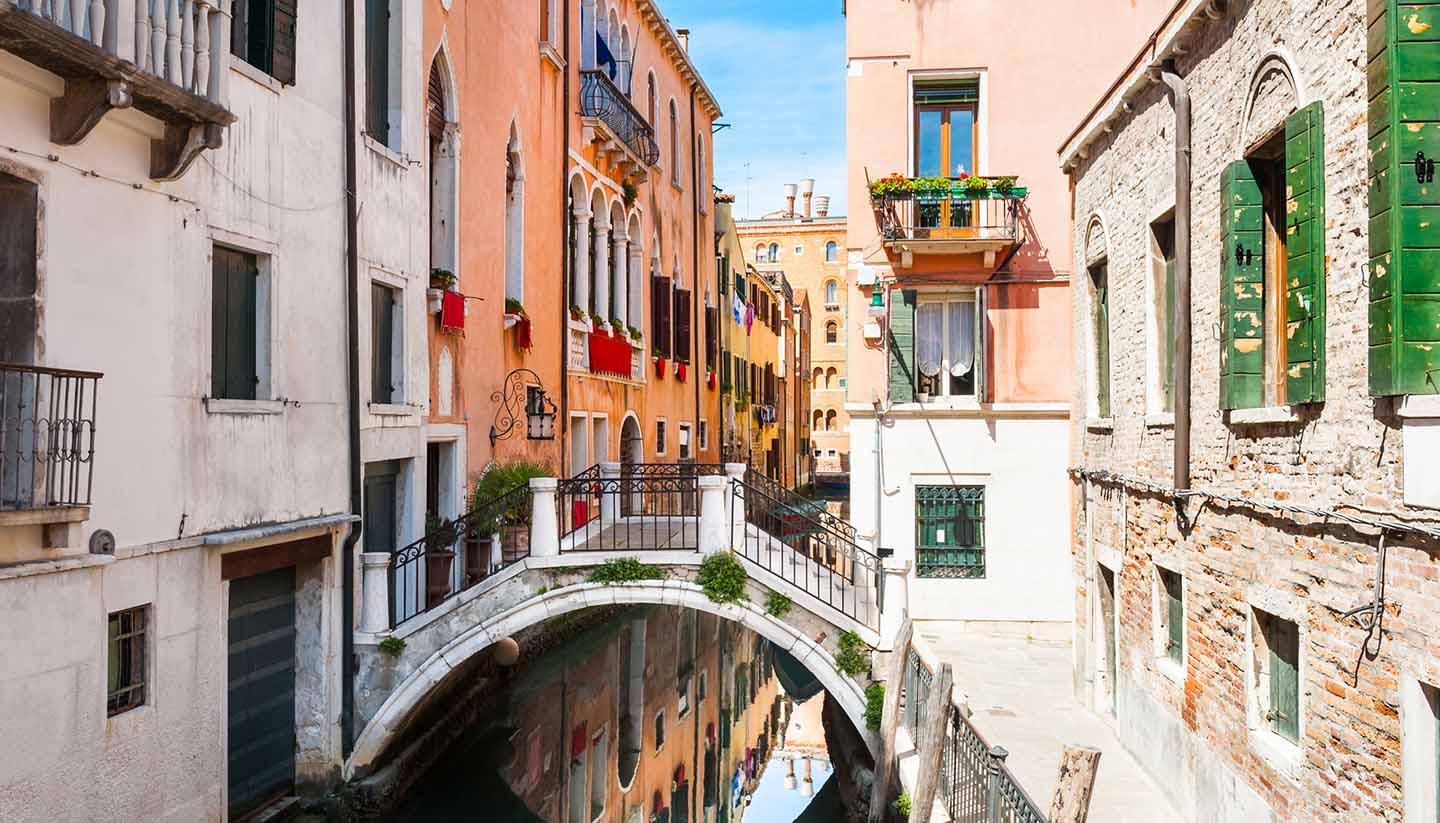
top-left (869, 173), bottom-right (1027, 261)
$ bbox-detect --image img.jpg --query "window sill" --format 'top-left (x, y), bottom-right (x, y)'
top-left (369, 403), bottom-right (416, 417)
top-left (1155, 656), bottom-right (1186, 685)
top-left (206, 398), bottom-right (284, 416)
top-left (1398, 394), bottom-right (1440, 419)
top-left (1226, 406), bottom-right (1300, 425)
top-left (568, 317), bottom-right (593, 333)
top-left (230, 58), bottom-right (282, 94)
top-left (1145, 412), bottom-right (1175, 428)
top-left (1249, 726), bottom-right (1302, 779)
top-left (539, 42), bottom-right (565, 71)
top-left (364, 135), bottom-right (411, 170)
top-left (1086, 417), bottom-right (1114, 432)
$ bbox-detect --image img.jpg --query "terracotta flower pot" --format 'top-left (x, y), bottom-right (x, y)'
top-left (425, 548), bottom-right (456, 608)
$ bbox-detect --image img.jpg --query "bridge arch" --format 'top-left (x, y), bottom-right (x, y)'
top-left (346, 579), bottom-right (877, 779)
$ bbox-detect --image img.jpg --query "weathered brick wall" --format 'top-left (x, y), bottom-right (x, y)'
top-left (1067, 1), bottom-right (1437, 820)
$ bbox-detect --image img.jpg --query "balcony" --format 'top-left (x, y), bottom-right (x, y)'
top-left (579, 69), bottom-right (658, 182)
top-left (871, 176), bottom-right (1027, 266)
top-left (0, 363), bottom-right (100, 552)
top-left (0, 0), bottom-right (236, 179)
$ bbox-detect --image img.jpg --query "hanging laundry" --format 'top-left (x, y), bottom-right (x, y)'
top-left (733, 294), bottom-right (745, 326)
top-left (744, 302), bottom-right (755, 333)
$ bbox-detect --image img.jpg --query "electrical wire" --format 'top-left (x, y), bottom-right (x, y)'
top-left (1, 141), bottom-right (201, 208)
top-left (201, 155), bottom-right (350, 213)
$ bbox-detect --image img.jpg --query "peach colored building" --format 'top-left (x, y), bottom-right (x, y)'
top-left (418, 0), bottom-right (720, 540)
top-left (842, 0), bottom-right (1169, 622)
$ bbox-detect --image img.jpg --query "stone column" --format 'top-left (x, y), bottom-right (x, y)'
top-left (572, 208), bottom-right (592, 316)
top-left (612, 232), bottom-right (629, 329)
top-left (359, 552), bottom-right (391, 635)
top-left (600, 462), bottom-right (622, 522)
top-left (698, 475), bottom-right (728, 555)
top-left (724, 462), bottom-right (747, 541)
top-left (629, 245), bottom-right (646, 326)
top-left (529, 477), bottom-right (560, 558)
top-left (593, 215), bottom-right (611, 320)
top-left (878, 558), bottom-right (910, 652)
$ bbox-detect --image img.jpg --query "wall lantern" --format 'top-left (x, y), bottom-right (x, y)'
top-left (490, 368), bottom-right (557, 445)
top-left (867, 288), bottom-right (887, 318)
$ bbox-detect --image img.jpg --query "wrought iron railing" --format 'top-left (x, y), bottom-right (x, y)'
top-left (557, 463), bottom-right (725, 552)
top-left (873, 186), bottom-right (1024, 245)
top-left (580, 69), bottom-right (661, 166)
top-left (0, 364), bottom-right (101, 510)
top-left (902, 646), bottom-right (1049, 822)
top-left (731, 477), bottom-right (879, 627)
top-left (389, 484), bottom-right (533, 628)
top-left (742, 467), bottom-right (856, 544)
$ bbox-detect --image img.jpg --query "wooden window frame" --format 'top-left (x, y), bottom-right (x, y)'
top-left (1248, 131), bottom-right (1291, 407)
top-left (107, 605), bottom-right (148, 716)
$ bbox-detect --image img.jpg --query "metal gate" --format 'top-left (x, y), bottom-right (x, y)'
top-left (227, 566), bottom-right (297, 820)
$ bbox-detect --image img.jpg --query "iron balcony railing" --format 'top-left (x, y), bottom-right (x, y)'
top-left (580, 69), bottom-right (661, 166)
top-left (0, 364), bottom-right (101, 511)
top-left (873, 185), bottom-right (1024, 246)
top-left (557, 463), bottom-right (725, 552)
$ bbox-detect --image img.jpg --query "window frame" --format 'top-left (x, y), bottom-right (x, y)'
top-left (370, 279), bottom-right (404, 406)
top-left (653, 709), bottom-right (666, 753)
top-left (678, 422), bottom-right (692, 461)
top-left (1153, 564), bottom-right (1185, 675)
top-left (107, 604), bottom-right (149, 717)
top-left (914, 484), bottom-right (985, 579)
top-left (1246, 603), bottom-right (1303, 765)
top-left (655, 417), bottom-right (668, 456)
top-left (211, 243), bottom-right (273, 402)
top-left (1148, 214), bottom-right (1177, 415)
top-left (914, 98), bottom-right (978, 178)
top-left (914, 292), bottom-right (980, 401)
top-left (825, 241), bottom-right (839, 263)
top-left (1088, 262), bottom-right (1111, 418)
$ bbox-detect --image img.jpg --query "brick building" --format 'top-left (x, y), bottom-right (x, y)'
top-left (1063, 1), bottom-right (1440, 821)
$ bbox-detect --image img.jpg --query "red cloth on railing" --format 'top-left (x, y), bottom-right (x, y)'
top-left (440, 290), bottom-right (464, 335)
top-left (514, 315), bottom-right (533, 351)
top-left (571, 499), bottom-right (589, 529)
top-left (588, 331), bottom-right (631, 378)
top-left (675, 362), bottom-right (687, 382)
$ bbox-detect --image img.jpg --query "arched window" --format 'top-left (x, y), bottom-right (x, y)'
top-left (768, 243), bottom-right (779, 261)
top-left (824, 280), bottom-right (838, 306)
top-left (647, 71), bottom-right (657, 125)
top-left (669, 99), bottom-right (680, 184)
top-left (825, 367), bottom-right (838, 389)
top-left (825, 321), bottom-right (838, 344)
top-left (428, 56), bottom-right (458, 279)
top-left (825, 241), bottom-right (838, 262)
top-left (755, 244), bottom-right (767, 263)
top-left (812, 410), bottom-right (823, 429)
top-left (505, 124), bottom-right (524, 303)
top-left (812, 367), bottom-right (823, 384)
top-left (824, 410), bottom-right (837, 431)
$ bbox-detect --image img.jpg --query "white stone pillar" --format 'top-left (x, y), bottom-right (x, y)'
top-left (629, 245), bottom-right (646, 326)
top-left (725, 462), bottom-right (747, 540)
top-left (489, 533), bottom-right (503, 575)
top-left (529, 477), bottom-right (560, 558)
top-left (600, 462), bottom-right (622, 522)
top-left (593, 216), bottom-right (611, 320)
top-left (359, 552), bottom-right (392, 635)
top-left (612, 232), bottom-right (629, 329)
top-left (572, 209), bottom-right (592, 317)
top-left (877, 558), bottom-right (911, 652)
top-left (698, 475), bottom-right (729, 555)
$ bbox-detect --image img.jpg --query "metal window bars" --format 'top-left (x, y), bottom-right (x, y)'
top-left (0, 364), bottom-right (101, 510)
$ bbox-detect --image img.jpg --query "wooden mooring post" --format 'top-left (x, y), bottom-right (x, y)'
top-left (1047, 745), bottom-right (1102, 823)
top-left (866, 620), bottom-right (913, 823)
top-left (907, 662), bottom-right (953, 823)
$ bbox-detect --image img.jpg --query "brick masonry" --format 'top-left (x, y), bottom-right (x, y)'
top-left (1067, 1), bottom-right (1439, 821)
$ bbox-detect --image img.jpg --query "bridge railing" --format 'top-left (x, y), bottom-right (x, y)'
top-left (556, 463), bottom-right (726, 552)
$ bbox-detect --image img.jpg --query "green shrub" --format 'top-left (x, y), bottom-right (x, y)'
top-left (864, 682), bottom-right (885, 730)
top-left (893, 791), bottom-right (912, 817)
top-left (990, 175), bottom-right (1017, 192)
top-left (588, 557), bottom-right (666, 585)
top-left (377, 636), bottom-right (406, 657)
top-left (697, 553), bottom-right (749, 605)
top-left (765, 592), bottom-right (793, 619)
top-left (835, 630), bottom-right (871, 677)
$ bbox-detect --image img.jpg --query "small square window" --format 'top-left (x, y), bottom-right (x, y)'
top-left (107, 605), bottom-right (148, 716)
top-left (915, 485), bottom-right (985, 578)
top-left (699, 420), bottom-right (709, 451)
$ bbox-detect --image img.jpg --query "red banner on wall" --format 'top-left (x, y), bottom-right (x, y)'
top-left (588, 331), bottom-right (631, 378)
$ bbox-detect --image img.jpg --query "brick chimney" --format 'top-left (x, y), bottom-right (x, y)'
top-left (799, 178), bottom-right (815, 218)
top-left (814, 195), bottom-right (830, 218)
top-left (783, 183), bottom-right (798, 218)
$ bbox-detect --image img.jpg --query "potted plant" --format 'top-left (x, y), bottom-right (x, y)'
top-left (430, 268), bottom-right (457, 291)
top-left (627, 325), bottom-right (643, 345)
top-left (622, 179), bottom-right (638, 208)
top-left (423, 513), bottom-right (456, 608)
top-left (504, 297), bottom-right (526, 317)
top-left (912, 176), bottom-right (953, 199)
top-left (990, 175), bottom-right (1017, 194)
top-left (569, 304), bottom-right (587, 323)
top-left (962, 174), bottom-right (991, 197)
top-left (867, 173), bottom-right (911, 200)
top-left (589, 310), bottom-right (607, 330)
top-left (610, 317), bottom-right (626, 336)
top-left (467, 460), bottom-right (551, 577)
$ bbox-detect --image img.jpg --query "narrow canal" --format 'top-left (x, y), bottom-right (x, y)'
top-left (385, 605), bottom-right (853, 822)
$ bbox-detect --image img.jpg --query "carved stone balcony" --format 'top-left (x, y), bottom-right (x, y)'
top-left (0, 0), bottom-right (236, 179)
top-left (579, 68), bottom-right (658, 183)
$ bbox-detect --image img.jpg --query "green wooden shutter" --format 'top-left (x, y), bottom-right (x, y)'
top-left (1284, 102), bottom-right (1326, 404)
top-left (1093, 271), bottom-right (1111, 418)
top-left (888, 289), bottom-right (917, 403)
top-left (1163, 571), bottom-right (1183, 664)
top-left (1268, 617), bottom-right (1300, 743)
top-left (271, 0), bottom-right (297, 86)
top-left (1164, 256), bottom-right (1177, 412)
top-left (1220, 161), bottom-right (1265, 410)
top-left (1369, 0), bottom-right (1440, 396)
top-left (364, 0), bottom-right (389, 143)
top-left (211, 250), bottom-right (230, 398)
top-left (371, 283), bottom-right (393, 403)
top-left (212, 247), bottom-right (258, 400)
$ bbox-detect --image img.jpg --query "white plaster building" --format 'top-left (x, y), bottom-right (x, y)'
top-left (0, 2), bottom-right (427, 820)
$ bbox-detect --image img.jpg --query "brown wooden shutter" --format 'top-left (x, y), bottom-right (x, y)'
top-left (658, 277), bottom-right (673, 359)
top-left (675, 289), bottom-right (692, 363)
top-left (428, 60), bottom-right (446, 142)
top-left (271, 0), bottom-right (297, 86)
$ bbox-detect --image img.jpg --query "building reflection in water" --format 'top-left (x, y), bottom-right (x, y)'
top-left (391, 606), bottom-right (812, 822)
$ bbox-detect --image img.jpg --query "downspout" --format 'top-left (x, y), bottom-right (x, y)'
top-left (1160, 62), bottom-right (1191, 492)
top-left (559, 0), bottom-right (572, 474)
top-left (689, 84), bottom-right (700, 462)
top-left (340, 0), bottom-right (361, 755)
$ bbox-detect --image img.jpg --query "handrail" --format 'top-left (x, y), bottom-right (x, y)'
top-left (743, 467), bottom-right (857, 544)
top-left (0, 364), bottom-right (101, 510)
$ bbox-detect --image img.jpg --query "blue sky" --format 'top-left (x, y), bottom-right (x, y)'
top-left (658, 0), bottom-right (848, 218)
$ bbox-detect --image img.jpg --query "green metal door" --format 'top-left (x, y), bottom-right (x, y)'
top-left (227, 566), bottom-right (297, 820)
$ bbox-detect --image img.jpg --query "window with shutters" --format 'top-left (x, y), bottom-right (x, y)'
top-left (915, 294), bottom-right (979, 400)
top-left (107, 605), bottom-right (148, 716)
top-left (651, 276), bottom-right (673, 358)
top-left (915, 485), bottom-right (984, 578)
top-left (654, 710), bottom-right (666, 752)
top-left (0, 171), bottom-right (39, 366)
top-left (674, 288), bottom-right (692, 364)
top-left (1150, 216), bottom-right (1177, 414)
top-left (1250, 607), bottom-right (1301, 747)
top-left (704, 303), bottom-right (717, 365)
top-left (231, 0), bottom-right (297, 84)
top-left (371, 281), bottom-right (402, 405)
top-left (1221, 103), bottom-right (1326, 410)
top-left (669, 100), bottom-right (680, 186)
top-left (365, 0), bottom-right (402, 150)
top-left (212, 246), bottom-right (267, 401)
top-left (1089, 263), bottom-right (1111, 417)
top-left (1154, 566), bottom-right (1184, 670)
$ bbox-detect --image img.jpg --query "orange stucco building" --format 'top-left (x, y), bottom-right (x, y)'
top-left (422, 0), bottom-right (721, 499)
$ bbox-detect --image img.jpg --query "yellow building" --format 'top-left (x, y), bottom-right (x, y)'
top-left (735, 182), bottom-right (848, 484)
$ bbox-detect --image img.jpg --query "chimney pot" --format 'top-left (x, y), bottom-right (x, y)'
top-left (783, 183), bottom-right (798, 218)
top-left (676, 28), bottom-right (689, 51)
top-left (814, 195), bottom-right (831, 218)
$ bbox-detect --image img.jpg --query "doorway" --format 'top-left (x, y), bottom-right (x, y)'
top-left (620, 415), bottom-right (644, 514)
top-left (1096, 563), bottom-right (1119, 715)
top-left (227, 566), bottom-right (297, 820)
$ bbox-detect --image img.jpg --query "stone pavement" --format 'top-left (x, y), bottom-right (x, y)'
top-left (917, 621), bottom-right (1187, 823)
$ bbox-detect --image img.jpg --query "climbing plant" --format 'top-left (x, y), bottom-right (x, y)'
top-left (697, 553), bottom-right (749, 605)
top-left (588, 557), bottom-right (667, 585)
top-left (835, 631), bottom-right (871, 678)
top-left (765, 592), bottom-right (793, 618)
top-left (864, 682), bottom-right (884, 730)
top-left (378, 636), bottom-right (406, 657)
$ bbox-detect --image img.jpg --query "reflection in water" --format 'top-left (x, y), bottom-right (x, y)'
top-left (389, 606), bottom-right (843, 822)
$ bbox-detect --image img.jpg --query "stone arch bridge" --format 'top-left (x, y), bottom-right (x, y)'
top-left (346, 463), bottom-right (905, 780)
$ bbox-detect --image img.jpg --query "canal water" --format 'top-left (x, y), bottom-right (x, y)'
top-left (388, 605), bottom-right (846, 822)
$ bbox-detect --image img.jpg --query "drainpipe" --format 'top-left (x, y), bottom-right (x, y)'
top-left (1159, 61), bottom-right (1191, 492)
top-left (690, 84), bottom-right (700, 463)
top-left (340, 0), bottom-right (361, 755)
top-left (559, 0), bottom-right (572, 474)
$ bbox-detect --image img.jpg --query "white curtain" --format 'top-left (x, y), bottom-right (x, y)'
top-left (916, 303), bottom-right (943, 378)
top-left (949, 301), bottom-right (975, 377)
